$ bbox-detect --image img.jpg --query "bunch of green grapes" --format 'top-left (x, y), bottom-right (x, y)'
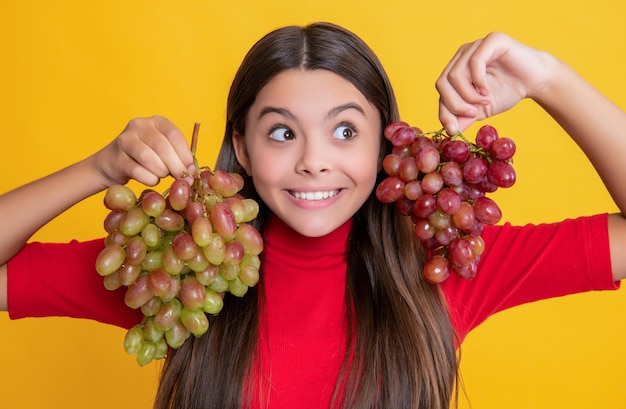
top-left (95, 164), bottom-right (263, 366)
top-left (376, 121), bottom-right (516, 284)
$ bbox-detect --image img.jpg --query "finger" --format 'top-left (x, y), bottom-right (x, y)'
top-left (466, 32), bottom-right (511, 96)
top-left (437, 98), bottom-right (477, 135)
top-left (125, 156), bottom-right (162, 187)
top-left (444, 40), bottom-right (491, 106)
top-left (136, 118), bottom-right (190, 179)
top-left (436, 76), bottom-right (479, 118)
top-left (117, 134), bottom-right (171, 181)
top-left (436, 42), bottom-right (491, 129)
top-left (152, 116), bottom-right (194, 171)
top-left (438, 98), bottom-right (460, 135)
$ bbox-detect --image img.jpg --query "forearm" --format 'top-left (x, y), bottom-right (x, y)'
top-left (0, 264), bottom-right (7, 310)
top-left (0, 157), bottom-right (108, 266)
top-left (533, 58), bottom-right (626, 215)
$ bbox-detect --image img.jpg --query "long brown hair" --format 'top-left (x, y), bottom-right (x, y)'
top-left (154, 22), bottom-right (458, 409)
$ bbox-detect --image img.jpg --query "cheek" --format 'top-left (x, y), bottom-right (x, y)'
top-left (248, 153), bottom-right (288, 189)
top-left (347, 150), bottom-right (380, 191)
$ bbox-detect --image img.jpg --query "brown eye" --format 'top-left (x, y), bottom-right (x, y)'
top-left (333, 124), bottom-right (356, 140)
top-left (269, 126), bottom-right (295, 141)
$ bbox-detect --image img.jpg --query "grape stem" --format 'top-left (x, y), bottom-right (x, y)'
top-left (191, 123), bottom-right (201, 156)
top-left (422, 127), bottom-right (492, 160)
top-left (190, 122), bottom-right (202, 176)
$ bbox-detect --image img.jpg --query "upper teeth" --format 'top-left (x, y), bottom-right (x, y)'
top-left (292, 190), bottom-right (339, 201)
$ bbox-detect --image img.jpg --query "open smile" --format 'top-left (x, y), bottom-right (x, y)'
top-left (289, 189), bottom-right (341, 201)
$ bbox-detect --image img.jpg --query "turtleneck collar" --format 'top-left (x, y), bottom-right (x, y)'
top-left (262, 212), bottom-right (353, 255)
top-left (260, 213), bottom-right (353, 318)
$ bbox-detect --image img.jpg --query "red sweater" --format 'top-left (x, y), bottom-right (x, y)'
top-left (7, 213), bottom-right (619, 407)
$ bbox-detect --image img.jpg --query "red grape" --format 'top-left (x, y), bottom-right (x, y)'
top-left (473, 197), bottom-right (502, 225)
top-left (487, 160), bottom-right (516, 188)
top-left (375, 176), bottom-right (405, 203)
top-left (476, 125), bottom-right (498, 150)
top-left (378, 121), bottom-right (516, 283)
top-left (491, 137), bottom-right (516, 160)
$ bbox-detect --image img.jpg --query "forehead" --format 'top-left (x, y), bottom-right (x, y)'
top-left (252, 69), bottom-right (374, 112)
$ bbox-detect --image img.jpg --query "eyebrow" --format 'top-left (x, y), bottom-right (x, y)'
top-left (256, 102), bottom-right (366, 121)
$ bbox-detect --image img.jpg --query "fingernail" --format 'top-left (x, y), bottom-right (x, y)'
top-left (446, 123), bottom-right (459, 135)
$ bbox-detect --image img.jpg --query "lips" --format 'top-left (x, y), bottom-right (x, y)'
top-left (290, 189), bottom-right (340, 201)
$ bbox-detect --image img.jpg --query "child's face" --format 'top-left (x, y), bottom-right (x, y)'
top-left (233, 68), bottom-right (382, 237)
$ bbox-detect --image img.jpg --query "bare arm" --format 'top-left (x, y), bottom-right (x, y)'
top-left (436, 32), bottom-right (626, 280)
top-left (533, 60), bottom-right (626, 281)
top-left (0, 264), bottom-right (6, 310)
top-left (0, 116), bottom-right (193, 311)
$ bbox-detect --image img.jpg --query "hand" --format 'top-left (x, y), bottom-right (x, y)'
top-left (436, 32), bottom-right (558, 134)
top-left (88, 116), bottom-right (194, 188)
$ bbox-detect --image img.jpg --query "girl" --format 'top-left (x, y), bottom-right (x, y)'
top-left (1, 22), bottom-right (624, 409)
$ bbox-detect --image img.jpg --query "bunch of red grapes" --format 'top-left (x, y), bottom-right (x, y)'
top-left (376, 121), bottom-right (516, 284)
top-left (95, 166), bottom-right (263, 366)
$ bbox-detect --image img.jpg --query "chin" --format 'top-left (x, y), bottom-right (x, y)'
top-left (286, 217), bottom-right (347, 238)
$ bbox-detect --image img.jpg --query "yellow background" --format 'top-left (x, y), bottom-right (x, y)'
top-left (1, 1), bottom-right (625, 408)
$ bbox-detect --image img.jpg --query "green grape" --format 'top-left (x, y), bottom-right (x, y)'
top-left (241, 198), bottom-right (259, 222)
top-left (141, 223), bottom-right (162, 248)
top-left (241, 254), bottom-right (261, 270)
top-left (225, 197), bottom-right (246, 224)
top-left (208, 169), bottom-right (240, 197)
top-left (218, 263), bottom-right (239, 281)
top-left (191, 217), bottom-right (213, 247)
top-left (171, 232), bottom-right (199, 261)
top-left (124, 236), bottom-right (148, 266)
top-left (124, 274), bottom-right (153, 309)
top-left (136, 341), bottom-right (157, 367)
top-left (104, 184), bottom-right (137, 212)
top-left (168, 178), bottom-right (192, 211)
top-left (118, 263), bottom-right (141, 286)
top-left (164, 320), bottom-right (190, 349)
top-left (180, 307), bottom-right (209, 337)
top-left (155, 209), bottom-right (185, 232)
top-left (119, 207), bottom-right (150, 237)
top-left (210, 202), bottom-right (237, 241)
top-left (140, 296), bottom-right (163, 317)
top-left (141, 250), bottom-right (163, 271)
top-left (162, 246), bottom-right (184, 275)
top-left (98, 130), bottom-right (264, 366)
top-left (202, 233), bottom-right (226, 265)
top-left (202, 290), bottom-right (224, 315)
top-left (154, 298), bottom-right (183, 332)
top-left (123, 325), bottom-right (144, 355)
top-left (222, 240), bottom-right (244, 266)
top-left (195, 264), bottom-right (218, 286)
top-left (159, 275), bottom-right (181, 303)
top-left (142, 317), bottom-right (164, 344)
top-left (141, 191), bottom-right (167, 218)
top-left (95, 244), bottom-right (125, 276)
top-left (186, 250), bottom-right (210, 273)
top-left (235, 224), bottom-right (264, 256)
top-left (179, 276), bottom-right (206, 311)
top-left (203, 190), bottom-right (222, 210)
top-left (228, 277), bottom-right (249, 297)
top-left (105, 230), bottom-right (128, 247)
top-left (103, 210), bottom-right (124, 234)
top-left (147, 268), bottom-right (172, 298)
top-left (239, 264), bottom-right (260, 287)
top-left (208, 274), bottom-right (229, 293)
top-left (154, 339), bottom-right (168, 360)
top-left (103, 271), bottom-right (122, 290)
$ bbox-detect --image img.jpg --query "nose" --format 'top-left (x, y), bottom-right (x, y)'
top-left (295, 135), bottom-right (331, 175)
